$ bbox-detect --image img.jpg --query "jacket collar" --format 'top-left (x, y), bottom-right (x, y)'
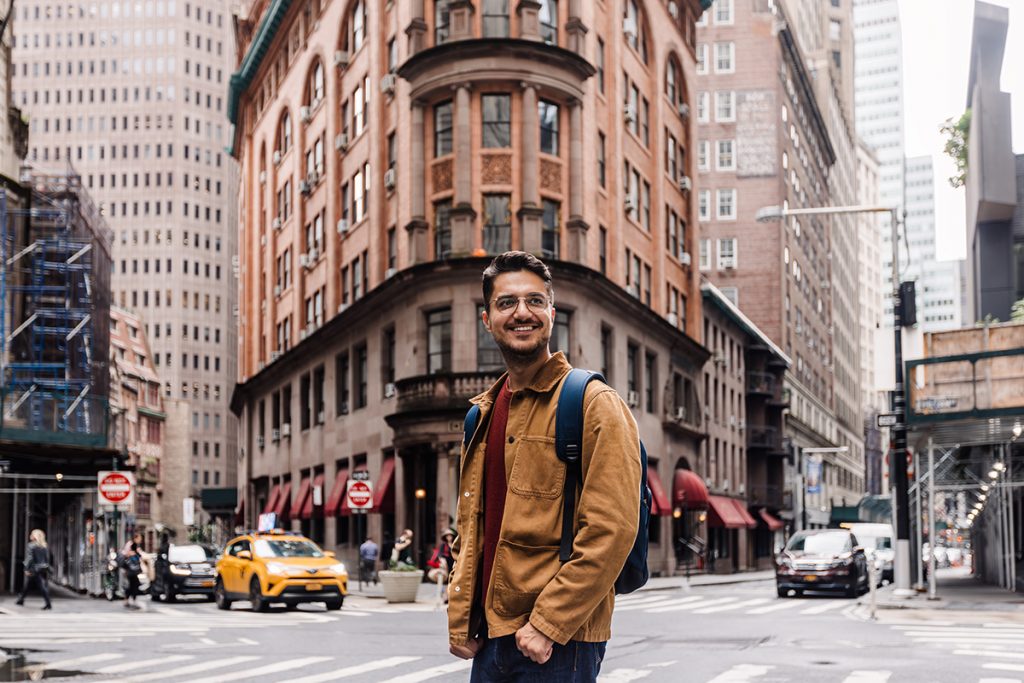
top-left (470, 352), bottom-right (572, 410)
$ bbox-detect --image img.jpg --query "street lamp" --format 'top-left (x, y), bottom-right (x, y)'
top-left (757, 203), bottom-right (913, 595)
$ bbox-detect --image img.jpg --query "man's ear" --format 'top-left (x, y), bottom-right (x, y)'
top-left (481, 307), bottom-right (492, 333)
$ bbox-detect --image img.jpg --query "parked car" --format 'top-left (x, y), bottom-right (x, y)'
top-left (151, 544), bottom-right (219, 602)
top-left (844, 523), bottom-right (895, 584)
top-left (775, 529), bottom-right (870, 598)
top-left (214, 530), bottom-right (348, 611)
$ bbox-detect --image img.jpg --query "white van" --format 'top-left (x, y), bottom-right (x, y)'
top-left (844, 522), bottom-right (894, 583)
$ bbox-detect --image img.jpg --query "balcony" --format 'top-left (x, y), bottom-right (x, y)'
top-left (768, 386), bottom-right (791, 408)
top-left (394, 372), bottom-right (501, 414)
top-left (746, 372), bottom-right (777, 396)
top-left (662, 403), bottom-right (705, 440)
top-left (747, 425), bottom-right (783, 453)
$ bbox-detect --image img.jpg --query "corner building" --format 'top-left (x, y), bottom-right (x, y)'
top-left (230, 0), bottom-right (714, 575)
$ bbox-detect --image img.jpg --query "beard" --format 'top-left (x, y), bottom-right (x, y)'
top-left (494, 329), bottom-right (551, 368)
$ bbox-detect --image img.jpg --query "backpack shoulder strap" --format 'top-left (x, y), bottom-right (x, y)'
top-left (463, 404), bottom-right (481, 448)
top-left (556, 368), bottom-right (606, 563)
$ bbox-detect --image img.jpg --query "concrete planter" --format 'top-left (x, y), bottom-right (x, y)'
top-left (378, 570), bottom-right (422, 603)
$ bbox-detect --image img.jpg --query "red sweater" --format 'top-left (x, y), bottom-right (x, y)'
top-left (481, 380), bottom-right (511, 607)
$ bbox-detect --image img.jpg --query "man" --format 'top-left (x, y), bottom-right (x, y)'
top-left (448, 252), bottom-right (640, 682)
top-left (358, 537), bottom-right (379, 587)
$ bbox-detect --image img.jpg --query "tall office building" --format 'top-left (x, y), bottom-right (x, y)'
top-left (12, 0), bottom-right (240, 533)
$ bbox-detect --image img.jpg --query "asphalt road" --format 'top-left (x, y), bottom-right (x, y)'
top-left (2, 579), bottom-right (1023, 682)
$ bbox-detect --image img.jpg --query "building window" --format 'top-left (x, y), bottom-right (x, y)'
top-left (597, 38), bottom-right (605, 93)
top-left (300, 373), bottom-right (311, 430)
top-left (482, 0), bottom-right (509, 37)
top-left (698, 140), bottom-right (709, 171)
top-left (698, 190), bottom-right (710, 221)
top-left (716, 140), bottom-right (735, 171)
top-left (644, 352), bottom-right (656, 413)
top-left (354, 344), bottom-right (367, 409)
top-left (598, 132), bottom-right (606, 187)
top-left (715, 91), bottom-right (735, 122)
top-left (483, 194), bottom-right (512, 254)
top-left (278, 111), bottom-right (292, 154)
top-left (696, 44), bottom-right (708, 75)
top-left (718, 237), bottom-right (737, 269)
top-left (829, 19), bottom-right (841, 41)
top-left (600, 325), bottom-right (613, 381)
top-left (309, 61), bottom-right (324, 104)
top-left (553, 310), bottom-right (571, 361)
top-left (699, 238), bottom-right (711, 270)
top-left (434, 199), bottom-right (452, 258)
top-left (541, 199), bottom-right (560, 259)
top-left (539, 100), bottom-right (559, 155)
top-left (697, 92), bottom-right (709, 123)
top-left (627, 343), bottom-right (639, 397)
top-left (482, 94), bottom-right (511, 148)
top-left (435, 0), bottom-right (450, 43)
top-left (335, 352), bottom-right (350, 415)
top-left (434, 100), bottom-right (453, 156)
top-left (351, 0), bottom-right (366, 51)
top-left (714, 0), bottom-right (733, 25)
top-left (539, 0), bottom-right (558, 44)
top-left (477, 305), bottom-right (503, 371)
top-left (382, 328), bottom-right (395, 394)
top-left (599, 226), bottom-right (607, 275)
top-left (715, 42), bottom-right (735, 73)
top-left (427, 308), bottom-right (452, 374)
top-left (666, 60), bottom-right (679, 104)
top-left (623, 0), bottom-right (646, 63)
top-left (716, 189), bottom-right (736, 220)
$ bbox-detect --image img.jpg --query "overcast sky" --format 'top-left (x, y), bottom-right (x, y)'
top-left (900, 0), bottom-right (1022, 261)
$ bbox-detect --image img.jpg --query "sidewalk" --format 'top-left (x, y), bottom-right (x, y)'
top-left (860, 566), bottom-right (1024, 613)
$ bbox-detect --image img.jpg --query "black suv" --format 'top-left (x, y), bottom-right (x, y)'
top-left (151, 544), bottom-right (219, 602)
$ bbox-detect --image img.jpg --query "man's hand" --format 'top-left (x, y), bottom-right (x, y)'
top-left (449, 638), bottom-right (483, 660)
top-left (515, 622), bottom-right (554, 664)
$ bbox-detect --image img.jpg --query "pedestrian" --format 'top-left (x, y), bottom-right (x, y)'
top-left (448, 252), bottom-right (640, 682)
top-left (122, 542), bottom-right (143, 610)
top-left (427, 529), bottom-right (456, 603)
top-left (391, 528), bottom-right (415, 568)
top-left (358, 537), bottom-right (379, 587)
top-left (15, 529), bottom-right (52, 610)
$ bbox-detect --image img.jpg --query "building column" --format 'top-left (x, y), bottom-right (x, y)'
top-left (566, 98), bottom-right (588, 263)
top-left (517, 82), bottom-right (544, 254)
top-left (405, 0), bottom-right (428, 55)
top-left (517, 1), bottom-right (542, 41)
top-left (566, 0), bottom-right (588, 54)
top-left (450, 85), bottom-right (477, 255)
top-left (405, 102), bottom-right (429, 263)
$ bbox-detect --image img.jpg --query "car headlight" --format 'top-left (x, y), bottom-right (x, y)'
top-left (169, 564), bottom-right (192, 576)
top-left (329, 563), bottom-right (346, 575)
top-left (266, 562), bottom-right (288, 575)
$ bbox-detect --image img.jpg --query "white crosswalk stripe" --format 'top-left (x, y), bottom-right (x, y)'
top-left (375, 659), bottom-right (474, 682)
top-left (96, 656), bottom-right (195, 674)
top-left (187, 656), bottom-right (334, 683)
top-left (599, 668), bottom-right (654, 681)
top-left (612, 592), bottom-right (857, 617)
top-left (95, 655), bottom-right (261, 683)
top-left (799, 600), bottom-right (850, 615)
top-left (745, 600), bottom-right (805, 615)
top-left (706, 664), bottom-right (775, 682)
top-left (648, 597), bottom-right (738, 613)
top-left (275, 656), bottom-right (423, 683)
top-left (841, 671), bottom-right (892, 683)
top-left (693, 598), bottom-right (771, 614)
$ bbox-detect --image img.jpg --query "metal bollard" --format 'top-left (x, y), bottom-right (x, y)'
top-left (868, 562), bottom-right (877, 621)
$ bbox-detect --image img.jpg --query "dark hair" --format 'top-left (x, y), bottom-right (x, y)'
top-left (481, 251), bottom-right (554, 308)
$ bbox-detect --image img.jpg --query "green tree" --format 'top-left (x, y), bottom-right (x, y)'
top-left (1011, 298), bottom-right (1024, 322)
top-left (941, 109), bottom-right (971, 188)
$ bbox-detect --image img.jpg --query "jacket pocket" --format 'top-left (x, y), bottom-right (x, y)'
top-left (508, 436), bottom-right (564, 499)
top-left (491, 539), bottom-right (561, 617)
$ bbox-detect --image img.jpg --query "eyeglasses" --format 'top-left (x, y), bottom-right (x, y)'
top-left (491, 294), bottom-right (550, 314)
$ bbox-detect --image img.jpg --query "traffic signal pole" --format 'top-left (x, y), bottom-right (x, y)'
top-left (889, 207), bottom-right (913, 596)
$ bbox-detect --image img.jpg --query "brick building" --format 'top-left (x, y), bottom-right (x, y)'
top-left (228, 0), bottom-right (715, 575)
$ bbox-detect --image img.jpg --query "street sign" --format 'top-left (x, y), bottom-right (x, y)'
top-left (97, 471), bottom-right (135, 508)
top-left (351, 470), bottom-right (371, 482)
top-left (183, 497), bottom-right (195, 526)
top-left (876, 413), bottom-right (898, 428)
top-left (346, 479), bottom-right (374, 510)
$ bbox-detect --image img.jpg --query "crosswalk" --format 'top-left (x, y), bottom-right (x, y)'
top-left (884, 618), bottom-right (1024, 681)
top-left (612, 591), bottom-right (856, 617)
top-left (600, 662), bottom-right (1024, 683)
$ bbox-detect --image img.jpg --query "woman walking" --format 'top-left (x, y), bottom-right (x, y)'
top-left (16, 529), bottom-right (52, 610)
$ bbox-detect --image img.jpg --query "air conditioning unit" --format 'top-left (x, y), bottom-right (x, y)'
top-left (300, 106), bottom-right (312, 123)
top-left (257, 435), bottom-right (265, 449)
top-left (738, 483), bottom-right (746, 495)
top-left (729, 415), bottom-right (737, 426)
top-left (384, 382), bottom-right (396, 398)
top-left (675, 406), bottom-right (686, 420)
top-left (299, 253), bottom-right (309, 268)
top-left (678, 102), bottom-right (690, 118)
top-left (383, 168), bottom-right (396, 190)
top-left (722, 478), bottom-right (731, 492)
top-left (272, 217), bottom-right (282, 230)
top-left (259, 170), bottom-right (267, 185)
top-left (679, 252), bottom-right (692, 266)
top-left (317, 410), bottom-right (325, 424)
top-left (624, 196), bottom-right (637, 214)
top-left (385, 267), bottom-right (397, 278)
top-left (721, 258), bottom-right (736, 270)
top-left (627, 390), bottom-right (640, 408)
top-left (678, 175), bottom-right (693, 192)
top-left (274, 284), bottom-right (282, 297)
top-left (623, 18), bottom-right (637, 41)
top-left (666, 312), bottom-right (678, 326)
top-left (299, 180), bottom-right (312, 195)
top-left (380, 73), bottom-right (397, 95)
top-left (335, 133), bottom-right (349, 151)
top-left (339, 401), bottom-right (349, 415)
top-left (273, 150), bottom-right (282, 165)
top-left (271, 428), bottom-right (281, 443)
top-left (333, 50), bottom-right (349, 67)
top-left (336, 219), bottom-right (349, 235)
top-left (307, 171), bottom-right (319, 186)
top-left (624, 104), bottom-right (637, 125)
top-left (307, 247), bottom-right (319, 263)
top-left (738, 419), bottom-right (746, 431)
top-left (281, 422), bottom-right (292, 438)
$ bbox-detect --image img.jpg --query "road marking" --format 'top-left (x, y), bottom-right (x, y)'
top-left (336, 610), bottom-right (372, 617)
top-left (238, 637), bottom-right (260, 645)
top-left (615, 596), bottom-right (702, 612)
top-left (37, 653), bottom-right (124, 670)
top-left (956, 650), bottom-right (1024, 660)
top-left (598, 668), bottom-right (652, 681)
top-left (647, 597), bottom-right (737, 613)
top-left (978, 678), bottom-right (1023, 683)
top-left (376, 660), bottom-right (474, 682)
top-left (100, 655), bottom-right (260, 683)
top-left (985, 664), bottom-right (1024, 673)
top-left (0, 638), bottom-right (124, 645)
top-left (841, 672), bottom-right (892, 683)
top-left (706, 664), bottom-right (775, 682)
top-left (96, 656), bottom-right (195, 674)
top-left (186, 656), bottom-right (333, 683)
top-left (692, 598), bottom-right (771, 614)
top-left (615, 594), bottom-right (682, 607)
top-left (746, 600), bottom-right (805, 615)
top-left (800, 600), bottom-right (850, 615)
top-left (276, 656), bottom-right (422, 683)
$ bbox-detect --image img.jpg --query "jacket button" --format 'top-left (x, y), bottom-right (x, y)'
top-left (508, 436), bottom-right (515, 444)
top-left (464, 492), bottom-right (470, 498)
top-left (454, 586), bottom-right (461, 592)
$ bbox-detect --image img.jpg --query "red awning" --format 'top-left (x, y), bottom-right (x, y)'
top-left (325, 469), bottom-right (349, 516)
top-left (308, 472), bottom-right (325, 518)
top-left (291, 477), bottom-right (311, 520)
top-left (707, 495), bottom-right (753, 529)
top-left (647, 466), bottom-right (671, 516)
top-left (372, 457), bottom-right (395, 513)
top-left (673, 469), bottom-right (709, 510)
top-left (759, 507), bottom-right (784, 531)
top-left (340, 467), bottom-right (369, 516)
top-left (262, 484), bottom-right (281, 515)
top-left (273, 481), bottom-right (292, 519)
top-left (731, 499), bottom-right (757, 528)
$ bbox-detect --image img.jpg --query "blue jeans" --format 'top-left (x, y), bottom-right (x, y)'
top-left (469, 635), bottom-right (606, 683)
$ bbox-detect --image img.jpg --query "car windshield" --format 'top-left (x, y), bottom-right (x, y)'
top-left (787, 532), bottom-right (850, 555)
top-left (169, 546), bottom-right (215, 563)
top-left (254, 539), bottom-right (323, 558)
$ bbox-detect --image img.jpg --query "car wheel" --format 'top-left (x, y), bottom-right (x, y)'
top-left (165, 588), bottom-right (177, 603)
top-left (214, 578), bottom-right (232, 611)
top-left (325, 599), bottom-right (343, 611)
top-left (794, 589), bottom-right (804, 597)
top-left (250, 577), bottom-right (268, 612)
top-left (845, 574), bottom-right (859, 599)
top-left (776, 585), bottom-right (788, 598)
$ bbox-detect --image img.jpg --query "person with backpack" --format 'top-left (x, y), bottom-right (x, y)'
top-left (15, 529), bottom-right (52, 610)
top-left (122, 542), bottom-right (143, 610)
top-left (447, 252), bottom-right (642, 682)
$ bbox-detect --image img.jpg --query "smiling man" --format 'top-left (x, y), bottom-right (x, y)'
top-left (447, 251), bottom-right (640, 682)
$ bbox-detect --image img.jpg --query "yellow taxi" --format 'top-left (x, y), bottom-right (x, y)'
top-left (214, 530), bottom-right (348, 611)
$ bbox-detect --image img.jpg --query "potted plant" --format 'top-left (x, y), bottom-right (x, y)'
top-left (378, 560), bottom-right (422, 603)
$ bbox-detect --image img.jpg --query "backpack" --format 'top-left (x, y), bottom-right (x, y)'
top-left (463, 368), bottom-right (651, 595)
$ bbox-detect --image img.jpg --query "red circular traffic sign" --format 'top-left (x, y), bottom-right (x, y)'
top-left (347, 481), bottom-right (372, 508)
top-left (99, 472), bottom-right (132, 504)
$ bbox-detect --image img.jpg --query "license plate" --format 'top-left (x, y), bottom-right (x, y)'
top-left (306, 583), bottom-right (322, 591)
top-left (201, 580), bottom-right (214, 587)
top-left (804, 575), bottom-right (817, 582)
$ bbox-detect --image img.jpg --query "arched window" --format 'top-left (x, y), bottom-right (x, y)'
top-left (435, 1), bottom-right (451, 44)
top-left (666, 59), bottom-right (678, 105)
top-left (539, 0), bottom-right (558, 45)
top-left (351, 0), bottom-right (366, 51)
top-left (623, 0), bottom-right (647, 64)
top-left (308, 60), bottom-right (324, 105)
top-left (278, 111), bottom-right (292, 154)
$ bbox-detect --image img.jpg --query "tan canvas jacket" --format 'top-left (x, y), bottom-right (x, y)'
top-left (447, 352), bottom-right (641, 646)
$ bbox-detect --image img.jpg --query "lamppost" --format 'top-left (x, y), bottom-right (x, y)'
top-left (414, 487), bottom-right (426, 568)
top-left (756, 204), bottom-right (912, 595)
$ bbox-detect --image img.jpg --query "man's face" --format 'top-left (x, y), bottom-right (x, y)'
top-left (482, 270), bottom-right (554, 363)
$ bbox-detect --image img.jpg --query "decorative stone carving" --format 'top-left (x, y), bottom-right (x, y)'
top-left (540, 159), bottom-right (562, 193)
top-left (432, 159), bottom-right (453, 193)
top-left (481, 154), bottom-right (513, 185)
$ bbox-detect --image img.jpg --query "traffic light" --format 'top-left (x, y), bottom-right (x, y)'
top-left (899, 281), bottom-right (917, 327)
